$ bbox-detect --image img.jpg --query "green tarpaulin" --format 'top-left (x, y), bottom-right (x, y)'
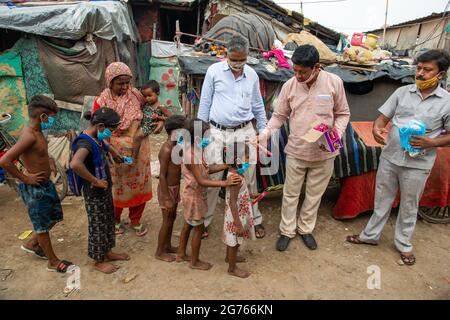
top-left (149, 56), bottom-right (182, 115)
top-left (0, 50), bottom-right (28, 136)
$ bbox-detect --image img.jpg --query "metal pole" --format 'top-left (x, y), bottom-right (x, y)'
top-left (382, 0), bottom-right (389, 46)
top-left (196, 1), bottom-right (201, 36)
top-left (300, 2), bottom-right (303, 15)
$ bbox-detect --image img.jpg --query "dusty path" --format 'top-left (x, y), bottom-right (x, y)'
top-left (0, 133), bottom-right (449, 300)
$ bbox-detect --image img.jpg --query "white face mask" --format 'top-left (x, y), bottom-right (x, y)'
top-left (228, 60), bottom-right (246, 72)
top-left (298, 67), bottom-right (320, 84)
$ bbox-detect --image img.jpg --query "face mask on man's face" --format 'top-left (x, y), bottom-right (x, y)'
top-left (415, 73), bottom-right (442, 90)
top-left (228, 60), bottom-right (246, 72)
top-left (298, 67), bottom-right (320, 84)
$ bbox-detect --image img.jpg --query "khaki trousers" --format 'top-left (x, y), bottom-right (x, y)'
top-left (280, 156), bottom-right (334, 237)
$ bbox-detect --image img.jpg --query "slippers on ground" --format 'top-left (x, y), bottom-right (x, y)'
top-left (346, 235), bottom-right (378, 246)
top-left (115, 223), bottom-right (125, 235)
top-left (255, 224), bottom-right (265, 239)
top-left (132, 223), bottom-right (148, 237)
top-left (400, 253), bottom-right (416, 266)
top-left (46, 260), bottom-right (74, 273)
top-left (21, 245), bottom-right (47, 260)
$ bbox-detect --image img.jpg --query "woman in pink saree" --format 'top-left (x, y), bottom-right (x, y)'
top-left (95, 62), bottom-right (152, 236)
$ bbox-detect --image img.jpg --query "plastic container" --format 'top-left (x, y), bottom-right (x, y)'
top-left (365, 34), bottom-right (379, 50)
top-left (351, 33), bottom-right (365, 47)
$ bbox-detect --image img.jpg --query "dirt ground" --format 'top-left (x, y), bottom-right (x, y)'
top-left (0, 133), bottom-right (449, 300)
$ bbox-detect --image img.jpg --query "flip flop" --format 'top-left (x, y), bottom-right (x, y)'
top-left (115, 223), bottom-right (125, 235)
top-left (132, 223), bottom-right (148, 237)
top-left (21, 245), bottom-right (48, 260)
top-left (400, 253), bottom-right (416, 266)
top-left (255, 224), bottom-right (265, 239)
top-left (46, 260), bottom-right (74, 273)
top-left (346, 235), bottom-right (378, 246)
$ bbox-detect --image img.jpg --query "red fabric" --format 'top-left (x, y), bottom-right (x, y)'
top-left (115, 202), bottom-right (146, 225)
top-left (92, 96), bottom-right (101, 113)
top-left (333, 148), bottom-right (450, 219)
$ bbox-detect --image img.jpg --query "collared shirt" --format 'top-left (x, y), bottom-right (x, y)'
top-left (379, 84), bottom-right (450, 170)
top-left (260, 70), bottom-right (350, 162)
top-left (197, 61), bottom-right (267, 131)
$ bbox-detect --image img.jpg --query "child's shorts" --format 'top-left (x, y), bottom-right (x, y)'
top-left (157, 184), bottom-right (180, 210)
top-left (19, 181), bottom-right (63, 234)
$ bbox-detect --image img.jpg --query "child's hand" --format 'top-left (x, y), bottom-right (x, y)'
top-left (225, 173), bottom-right (242, 186)
top-left (152, 121), bottom-right (164, 134)
top-left (92, 178), bottom-right (108, 189)
top-left (235, 223), bottom-right (245, 236)
top-left (23, 171), bottom-right (47, 185)
top-left (250, 193), bottom-right (260, 201)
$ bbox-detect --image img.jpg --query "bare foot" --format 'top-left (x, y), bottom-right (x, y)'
top-left (155, 253), bottom-right (176, 262)
top-left (228, 267), bottom-right (250, 278)
top-left (95, 262), bottom-right (119, 274)
top-left (105, 252), bottom-right (130, 261)
top-left (167, 246), bottom-right (178, 254)
top-left (225, 255), bottom-right (247, 263)
top-left (176, 254), bottom-right (191, 263)
top-left (190, 260), bottom-right (213, 271)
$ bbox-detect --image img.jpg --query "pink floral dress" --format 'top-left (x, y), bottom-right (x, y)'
top-left (223, 173), bottom-right (256, 247)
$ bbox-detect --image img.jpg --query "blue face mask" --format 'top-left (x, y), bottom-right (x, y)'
top-left (237, 162), bottom-right (250, 175)
top-left (40, 115), bottom-right (55, 130)
top-left (176, 134), bottom-right (184, 145)
top-left (97, 128), bottom-right (112, 141)
top-left (197, 137), bottom-right (210, 149)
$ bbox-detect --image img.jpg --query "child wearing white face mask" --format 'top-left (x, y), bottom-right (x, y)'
top-left (176, 119), bottom-right (242, 271)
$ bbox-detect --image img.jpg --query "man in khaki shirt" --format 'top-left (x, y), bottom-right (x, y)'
top-left (258, 45), bottom-right (350, 251)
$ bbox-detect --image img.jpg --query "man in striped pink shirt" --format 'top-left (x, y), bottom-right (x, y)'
top-left (258, 45), bottom-right (350, 251)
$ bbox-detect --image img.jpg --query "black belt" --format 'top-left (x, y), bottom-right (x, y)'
top-left (210, 120), bottom-right (251, 131)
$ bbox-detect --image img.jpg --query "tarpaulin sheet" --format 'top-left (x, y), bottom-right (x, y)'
top-left (178, 55), bottom-right (294, 82)
top-left (149, 56), bottom-right (183, 115)
top-left (203, 12), bottom-right (276, 51)
top-left (0, 1), bottom-right (138, 41)
top-left (0, 50), bottom-right (28, 136)
top-left (178, 56), bottom-right (416, 83)
top-left (37, 37), bottom-right (117, 105)
top-left (325, 63), bottom-right (415, 84)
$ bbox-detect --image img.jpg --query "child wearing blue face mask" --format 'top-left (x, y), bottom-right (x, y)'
top-left (176, 119), bottom-right (242, 271)
top-left (223, 142), bottom-right (259, 278)
top-left (0, 95), bottom-right (74, 273)
top-left (70, 108), bottom-right (130, 274)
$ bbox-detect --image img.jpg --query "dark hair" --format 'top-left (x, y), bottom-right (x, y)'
top-left (83, 107), bottom-right (121, 127)
top-left (28, 95), bottom-right (58, 118)
top-left (141, 80), bottom-right (160, 94)
top-left (292, 44), bottom-right (320, 68)
top-left (224, 142), bottom-right (250, 167)
top-left (416, 49), bottom-right (450, 72)
top-left (184, 118), bottom-right (209, 144)
top-left (165, 115), bottom-right (185, 135)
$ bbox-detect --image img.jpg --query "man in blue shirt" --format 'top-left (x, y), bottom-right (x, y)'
top-left (198, 35), bottom-right (267, 238)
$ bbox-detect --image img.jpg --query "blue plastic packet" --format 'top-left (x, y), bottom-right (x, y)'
top-left (123, 156), bottom-right (133, 165)
top-left (398, 120), bottom-right (426, 155)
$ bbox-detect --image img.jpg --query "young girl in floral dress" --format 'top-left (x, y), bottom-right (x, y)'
top-left (223, 142), bottom-right (257, 278)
